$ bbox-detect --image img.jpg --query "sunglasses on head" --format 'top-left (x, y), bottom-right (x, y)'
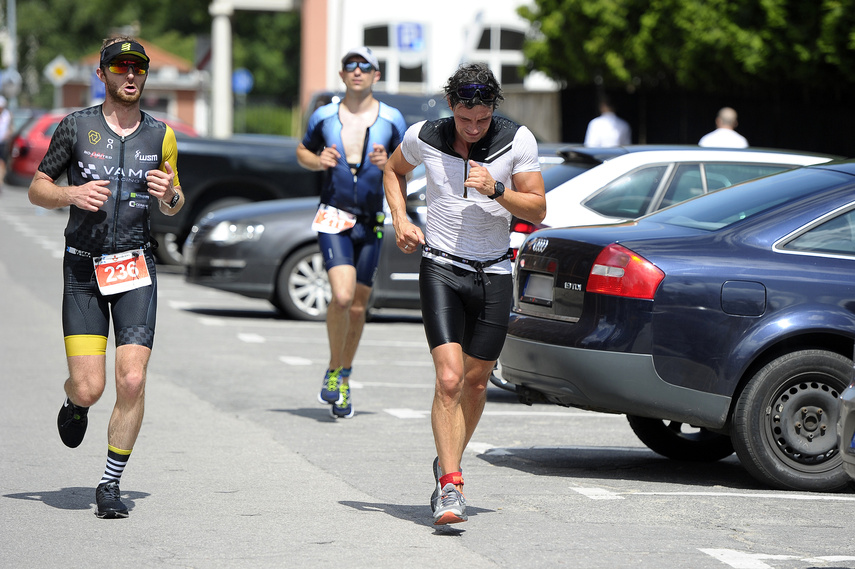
top-left (343, 61), bottom-right (374, 73)
top-left (456, 83), bottom-right (496, 102)
top-left (107, 60), bottom-right (148, 75)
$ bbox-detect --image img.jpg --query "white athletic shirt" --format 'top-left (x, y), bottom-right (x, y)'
top-left (400, 116), bottom-right (540, 274)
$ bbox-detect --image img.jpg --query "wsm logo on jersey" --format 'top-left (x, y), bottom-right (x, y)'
top-left (135, 149), bottom-right (159, 162)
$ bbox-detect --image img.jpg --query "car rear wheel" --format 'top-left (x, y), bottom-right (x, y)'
top-left (626, 415), bottom-right (735, 462)
top-left (731, 349), bottom-right (851, 492)
top-left (273, 243), bottom-right (330, 321)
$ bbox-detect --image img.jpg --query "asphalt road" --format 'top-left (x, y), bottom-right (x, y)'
top-left (2, 183), bottom-right (854, 569)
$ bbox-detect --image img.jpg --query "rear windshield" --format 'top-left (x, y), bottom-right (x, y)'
top-left (543, 162), bottom-right (595, 193)
top-left (645, 167), bottom-right (847, 231)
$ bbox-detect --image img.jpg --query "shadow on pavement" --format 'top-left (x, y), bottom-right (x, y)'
top-left (3, 486), bottom-right (149, 512)
top-left (269, 407), bottom-right (378, 422)
top-left (477, 446), bottom-right (768, 491)
top-left (338, 500), bottom-right (491, 535)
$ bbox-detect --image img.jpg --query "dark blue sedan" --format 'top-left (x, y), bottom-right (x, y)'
top-left (501, 160), bottom-right (855, 492)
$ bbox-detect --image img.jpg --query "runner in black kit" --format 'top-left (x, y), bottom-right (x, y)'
top-left (384, 63), bottom-right (546, 525)
top-left (29, 37), bottom-right (184, 519)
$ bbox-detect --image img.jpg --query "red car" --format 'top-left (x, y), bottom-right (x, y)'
top-left (5, 107), bottom-right (198, 187)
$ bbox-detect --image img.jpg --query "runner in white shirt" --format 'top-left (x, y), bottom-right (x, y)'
top-left (384, 63), bottom-right (545, 526)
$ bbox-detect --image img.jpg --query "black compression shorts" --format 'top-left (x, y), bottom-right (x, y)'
top-left (62, 250), bottom-right (157, 356)
top-left (418, 256), bottom-right (513, 361)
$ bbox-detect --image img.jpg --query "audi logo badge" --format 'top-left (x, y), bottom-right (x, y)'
top-left (531, 238), bottom-right (548, 253)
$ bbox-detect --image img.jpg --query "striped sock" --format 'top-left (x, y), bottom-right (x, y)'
top-left (99, 445), bottom-right (132, 485)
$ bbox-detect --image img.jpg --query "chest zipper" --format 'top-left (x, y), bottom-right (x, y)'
top-left (111, 135), bottom-right (126, 252)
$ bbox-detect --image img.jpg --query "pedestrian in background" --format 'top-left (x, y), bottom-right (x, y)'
top-left (584, 95), bottom-right (631, 147)
top-left (699, 107), bottom-right (748, 148)
top-left (384, 63), bottom-right (546, 525)
top-left (28, 37), bottom-right (184, 518)
top-left (297, 47), bottom-right (406, 419)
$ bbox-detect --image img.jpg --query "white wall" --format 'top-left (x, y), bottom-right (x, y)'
top-left (323, 0), bottom-right (558, 95)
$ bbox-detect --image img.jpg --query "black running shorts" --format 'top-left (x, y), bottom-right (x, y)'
top-left (62, 250), bottom-right (157, 356)
top-left (418, 256), bottom-right (513, 361)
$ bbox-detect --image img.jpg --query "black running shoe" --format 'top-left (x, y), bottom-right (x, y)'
top-left (95, 481), bottom-right (129, 519)
top-left (57, 398), bottom-right (89, 448)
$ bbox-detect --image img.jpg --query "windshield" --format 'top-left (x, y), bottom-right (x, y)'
top-left (543, 162), bottom-right (595, 193)
top-left (645, 167), bottom-right (848, 231)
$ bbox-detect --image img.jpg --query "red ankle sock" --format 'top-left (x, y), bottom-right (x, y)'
top-left (440, 472), bottom-right (464, 487)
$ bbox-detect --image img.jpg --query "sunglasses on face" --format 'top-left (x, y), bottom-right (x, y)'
top-left (456, 83), bottom-right (496, 102)
top-left (343, 61), bottom-right (374, 73)
top-left (107, 60), bottom-right (148, 75)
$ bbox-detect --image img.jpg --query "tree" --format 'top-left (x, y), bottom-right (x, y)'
top-left (518, 0), bottom-right (855, 96)
top-left (11, 0), bottom-right (300, 107)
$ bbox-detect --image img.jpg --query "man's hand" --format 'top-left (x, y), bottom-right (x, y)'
top-left (317, 144), bottom-right (341, 169)
top-left (368, 143), bottom-right (388, 169)
top-left (395, 219), bottom-right (425, 253)
top-left (465, 160), bottom-right (496, 196)
top-left (68, 180), bottom-right (111, 212)
top-left (146, 161), bottom-right (176, 201)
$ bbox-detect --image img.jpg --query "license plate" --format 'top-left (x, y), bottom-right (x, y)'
top-left (521, 273), bottom-right (553, 306)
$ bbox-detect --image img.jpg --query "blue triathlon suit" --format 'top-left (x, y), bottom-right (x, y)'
top-left (302, 100), bottom-right (406, 285)
top-left (38, 106), bottom-right (180, 356)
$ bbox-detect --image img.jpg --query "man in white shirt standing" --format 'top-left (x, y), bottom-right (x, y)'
top-left (584, 96), bottom-right (631, 147)
top-left (698, 107), bottom-right (748, 148)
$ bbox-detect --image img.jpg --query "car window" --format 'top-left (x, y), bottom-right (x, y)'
top-left (648, 168), bottom-right (847, 231)
top-left (704, 163), bottom-right (788, 189)
top-left (584, 165), bottom-right (668, 218)
top-left (660, 164), bottom-right (703, 208)
top-left (542, 163), bottom-right (594, 193)
top-left (783, 209), bottom-right (855, 256)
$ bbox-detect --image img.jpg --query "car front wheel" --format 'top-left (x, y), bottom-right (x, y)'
top-left (626, 415), bottom-right (734, 462)
top-left (731, 349), bottom-right (851, 492)
top-left (273, 243), bottom-right (330, 321)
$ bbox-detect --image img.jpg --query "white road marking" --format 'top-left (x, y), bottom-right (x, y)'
top-left (571, 487), bottom-right (624, 500)
top-left (279, 356), bottom-right (313, 366)
top-left (700, 549), bottom-right (797, 569)
top-left (385, 408), bottom-right (429, 419)
top-left (238, 333), bottom-right (266, 343)
top-left (700, 550), bottom-right (855, 569)
top-left (636, 491), bottom-right (855, 502)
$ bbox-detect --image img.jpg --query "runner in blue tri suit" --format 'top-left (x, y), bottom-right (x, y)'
top-left (297, 47), bottom-right (406, 420)
top-left (29, 37), bottom-right (184, 519)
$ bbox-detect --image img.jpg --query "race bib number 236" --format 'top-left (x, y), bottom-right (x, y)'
top-left (93, 249), bottom-right (152, 295)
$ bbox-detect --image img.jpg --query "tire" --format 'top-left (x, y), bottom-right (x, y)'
top-left (155, 197), bottom-right (251, 266)
top-left (627, 415), bottom-right (735, 462)
top-left (273, 243), bottom-right (330, 321)
top-left (731, 349), bottom-right (851, 492)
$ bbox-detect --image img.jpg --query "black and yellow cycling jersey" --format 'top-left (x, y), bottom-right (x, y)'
top-left (38, 105), bottom-right (180, 255)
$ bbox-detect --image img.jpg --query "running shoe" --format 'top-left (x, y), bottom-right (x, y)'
top-left (430, 457), bottom-right (442, 514)
top-left (57, 397), bottom-right (89, 448)
top-left (95, 481), bottom-right (129, 519)
top-left (318, 367), bottom-right (343, 404)
top-left (331, 383), bottom-right (354, 419)
top-left (433, 483), bottom-right (468, 525)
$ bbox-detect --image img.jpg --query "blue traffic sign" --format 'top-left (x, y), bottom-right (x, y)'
top-left (232, 68), bottom-right (254, 95)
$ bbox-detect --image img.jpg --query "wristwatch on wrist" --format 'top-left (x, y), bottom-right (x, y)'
top-left (167, 189), bottom-right (180, 208)
top-left (489, 181), bottom-right (505, 200)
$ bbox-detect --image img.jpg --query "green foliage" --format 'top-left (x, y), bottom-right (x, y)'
top-left (11, 0), bottom-right (301, 111)
top-left (235, 101), bottom-right (295, 136)
top-left (518, 0), bottom-right (855, 95)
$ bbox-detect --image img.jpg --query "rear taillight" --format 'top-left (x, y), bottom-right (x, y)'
top-left (511, 220), bottom-right (536, 235)
top-left (586, 243), bottom-right (664, 300)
